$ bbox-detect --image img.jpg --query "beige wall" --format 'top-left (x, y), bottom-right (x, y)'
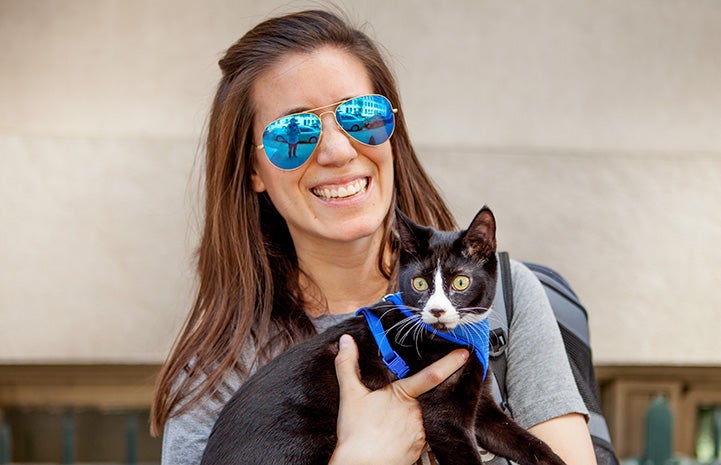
top-left (1, 0), bottom-right (720, 365)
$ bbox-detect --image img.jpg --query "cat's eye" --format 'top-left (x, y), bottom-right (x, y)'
top-left (412, 277), bottom-right (428, 291)
top-left (452, 275), bottom-right (470, 291)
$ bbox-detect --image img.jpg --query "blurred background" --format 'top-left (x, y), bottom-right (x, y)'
top-left (1, 0), bottom-right (720, 462)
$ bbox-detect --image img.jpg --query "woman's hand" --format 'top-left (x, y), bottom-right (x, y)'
top-left (329, 334), bottom-right (469, 465)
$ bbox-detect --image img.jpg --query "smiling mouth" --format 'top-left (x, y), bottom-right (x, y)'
top-left (312, 177), bottom-right (368, 201)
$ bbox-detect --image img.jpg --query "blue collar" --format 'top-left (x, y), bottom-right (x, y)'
top-left (356, 292), bottom-right (489, 380)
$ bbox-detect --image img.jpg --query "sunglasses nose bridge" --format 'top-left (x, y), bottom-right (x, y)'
top-left (312, 112), bottom-right (358, 167)
top-left (317, 110), bottom-right (348, 138)
top-left (317, 109), bottom-right (337, 126)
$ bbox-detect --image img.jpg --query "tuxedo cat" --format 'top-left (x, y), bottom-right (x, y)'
top-left (201, 207), bottom-right (566, 465)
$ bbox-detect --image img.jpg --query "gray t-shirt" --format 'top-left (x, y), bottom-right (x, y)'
top-left (160, 260), bottom-right (587, 464)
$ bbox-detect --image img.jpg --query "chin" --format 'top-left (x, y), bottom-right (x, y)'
top-left (328, 215), bottom-right (386, 242)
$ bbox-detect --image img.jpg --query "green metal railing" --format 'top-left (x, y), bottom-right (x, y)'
top-left (0, 408), bottom-right (151, 464)
top-left (1, 415), bottom-right (10, 465)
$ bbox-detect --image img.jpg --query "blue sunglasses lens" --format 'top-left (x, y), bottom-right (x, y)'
top-left (261, 94), bottom-right (396, 170)
top-left (335, 95), bottom-right (395, 146)
top-left (261, 115), bottom-right (322, 170)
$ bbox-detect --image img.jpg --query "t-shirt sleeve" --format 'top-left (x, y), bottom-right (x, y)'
top-left (159, 333), bottom-right (260, 465)
top-left (504, 259), bottom-right (588, 430)
top-left (161, 400), bottom-right (221, 465)
top-left (160, 370), bottom-right (242, 465)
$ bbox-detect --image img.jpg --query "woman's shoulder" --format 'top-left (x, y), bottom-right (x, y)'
top-left (310, 312), bottom-right (355, 333)
top-left (503, 257), bottom-right (559, 335)
top-left (507, 258), bottom-right (546, 302)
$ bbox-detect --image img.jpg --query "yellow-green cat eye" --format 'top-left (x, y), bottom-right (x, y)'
top-left (452, 275), bottom-right (470, 291)
top-left (412, 277), bottom-right (429, 291)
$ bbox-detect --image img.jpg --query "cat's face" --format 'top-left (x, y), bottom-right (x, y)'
top-left (396, 207), bottom-right (497, 331)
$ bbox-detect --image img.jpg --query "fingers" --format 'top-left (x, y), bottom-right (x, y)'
top-left (394, 349), bottom-right (470, 399)
top-left (336, 335), bottom-right (469, 400)
top-left (333, 333), bottom-right (431, 465)
top-left (334, 334), bottom-right (368, 399)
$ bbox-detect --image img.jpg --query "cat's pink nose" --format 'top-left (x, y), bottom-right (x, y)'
top-left (430, 309), bottom-right (446, 318)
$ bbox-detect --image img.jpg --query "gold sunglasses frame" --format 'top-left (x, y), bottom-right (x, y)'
top-left (254, 94), bottom-right (398, 153)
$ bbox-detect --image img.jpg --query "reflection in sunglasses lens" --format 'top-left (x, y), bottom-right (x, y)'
top-left (336, 95), bottom-right (395, 146)
top-left (262, 115), bottom-right (321, 170)
top-left (261, 95), bottom-right (395, 170)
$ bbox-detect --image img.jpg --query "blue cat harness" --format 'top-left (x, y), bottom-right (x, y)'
top-left (355, 292), bottom-right (490, 381)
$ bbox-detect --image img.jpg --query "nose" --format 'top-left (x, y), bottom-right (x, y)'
top-left (430, 309), bottom-right (446, 318)
top-left (313, 112), bottom-right (357, 167)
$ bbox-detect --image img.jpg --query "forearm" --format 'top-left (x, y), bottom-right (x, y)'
top-left (528, 413), bottom-right (598, 465)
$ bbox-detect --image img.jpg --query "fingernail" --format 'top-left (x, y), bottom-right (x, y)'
top-left (339, 334), bottom-right (351, 349)
top-left (460, 349), bottom-right (470, 360)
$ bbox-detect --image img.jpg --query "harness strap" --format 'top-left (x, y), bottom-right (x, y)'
top-left (355, 306), bottom-right (411, 379)
top-left (356, 293), bottom-right (490, 381)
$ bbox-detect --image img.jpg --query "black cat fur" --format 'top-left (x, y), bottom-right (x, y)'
top-left (200, 207), bottom-right (566, 465)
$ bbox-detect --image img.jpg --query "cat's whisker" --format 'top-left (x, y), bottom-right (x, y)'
top-left (391, 314), bottom-right (424, 358)
top-left (484, 311), bottom-right (509, 330)
top-left (386, 314), bottom-right (416, 333)
top-left (376, 304), bottom-right (400, 322)
top-left (412, 322), bottom-right (425, 359)
top-left (384, 306), bottom-right (425, 347)
top-left (407, 323), bottom-right (426, 357)
top-left (451, 321), bottom-right (470, 341)
top-left (395, 315), bottom-right (419, 330)
top-left (379, 301), bottom-right (427, 348)
top-left (393, 317), bottom-right (421, 347)
top-left (457, 306), bottom-right (491, 316)
top-left (461, 323), bottom-right (490, 347)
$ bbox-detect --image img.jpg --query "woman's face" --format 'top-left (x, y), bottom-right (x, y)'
top-left (250, 47), bottom-right (395, 249)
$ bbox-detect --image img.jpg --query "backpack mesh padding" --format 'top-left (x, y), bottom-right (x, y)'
top-left (559, 326), bottom-right (602, 414)
top-left (559, 325), bottom-right (619, 465)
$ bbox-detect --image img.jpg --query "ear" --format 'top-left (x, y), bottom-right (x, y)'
top-left (462, 206), bottom-right (497, 258)
top-left (250, 167), bottom-right (267, 193)
top-left (395, 208), bottom-right (427, 258)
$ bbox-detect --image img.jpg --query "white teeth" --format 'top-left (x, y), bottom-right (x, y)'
top-left (313, 178), bottom-right (367, 200)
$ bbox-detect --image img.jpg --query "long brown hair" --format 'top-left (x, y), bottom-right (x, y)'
top-left (150, 9), bottom-right (456, 435)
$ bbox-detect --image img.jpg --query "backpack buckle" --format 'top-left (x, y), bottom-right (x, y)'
top-left (489, 328), bottom-right (507, 357)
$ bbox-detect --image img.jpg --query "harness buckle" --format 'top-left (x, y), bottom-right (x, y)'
top-left (383, 353), bottom-right (410, 379)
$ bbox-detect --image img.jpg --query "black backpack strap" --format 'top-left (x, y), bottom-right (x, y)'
top-left (489, 251), bottom-right (514, 416)
top-left (499, 251), bottom-right (515, 324)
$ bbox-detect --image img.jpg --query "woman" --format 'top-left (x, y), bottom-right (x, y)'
top-left (150, 9), bottom-right (596, 465)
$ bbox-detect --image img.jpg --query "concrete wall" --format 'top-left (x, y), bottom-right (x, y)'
top-left (1, 0), bottom-right (720, 365)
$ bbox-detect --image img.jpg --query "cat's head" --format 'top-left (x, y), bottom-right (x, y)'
top-left (396, 206), bottom-right (498, 332)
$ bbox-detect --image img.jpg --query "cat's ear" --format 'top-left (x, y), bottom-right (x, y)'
top-left (462, 206), bottom-right (497, 258)
top-left (395, 208), bottom-right (428, 257)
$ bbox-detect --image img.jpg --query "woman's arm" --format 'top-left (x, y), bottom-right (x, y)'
top-left (330, 334), bottom-right (469, 465)
top-left (530, 413), bottom-right (598, 465)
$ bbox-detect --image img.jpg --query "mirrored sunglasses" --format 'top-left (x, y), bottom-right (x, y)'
top-left (256, 94), bottom-right (397, 170)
